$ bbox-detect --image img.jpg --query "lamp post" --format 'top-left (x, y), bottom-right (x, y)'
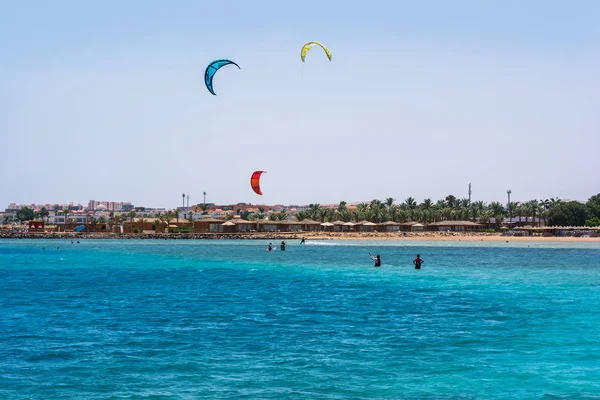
top-left (182, 193), bottom-right (186, 209)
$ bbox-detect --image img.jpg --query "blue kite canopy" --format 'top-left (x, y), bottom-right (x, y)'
top-left (204, 59), bottom-right (240, 96)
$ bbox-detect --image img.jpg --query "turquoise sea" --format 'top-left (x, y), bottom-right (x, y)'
top-left (1, 239), bottom-right (600, 399)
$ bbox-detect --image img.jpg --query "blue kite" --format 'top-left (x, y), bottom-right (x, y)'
top-left (204, 59), bottom-right (240, 96)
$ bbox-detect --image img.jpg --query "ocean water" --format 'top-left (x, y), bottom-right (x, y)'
top-left (1, 239), bottom-right (600, 399)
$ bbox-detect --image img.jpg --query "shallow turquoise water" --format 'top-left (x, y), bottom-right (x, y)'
top-left (1, 239), bottom-right (600, 399)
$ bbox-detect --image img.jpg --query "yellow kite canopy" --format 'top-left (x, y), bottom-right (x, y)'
top-left (300, 41), bottom-right (332, 62)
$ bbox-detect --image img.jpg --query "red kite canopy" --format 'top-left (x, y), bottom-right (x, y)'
top-left (250, 171), bottom-right (266, 195)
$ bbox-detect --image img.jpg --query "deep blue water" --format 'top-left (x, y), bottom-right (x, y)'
top-left (1, 239), bottom-right (600, 399)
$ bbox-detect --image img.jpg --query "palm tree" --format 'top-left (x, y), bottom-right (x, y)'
top-left (489, 202), bottom-right (506, 228)
top-left (38, 207), bottom-right (50, 223)
top-left (294, 210), bottom-right (308, 221)
top-left (154, 218), bottom-right (162, 232)
top-left (126, 210), bottom-right (136, 232)
top-left (385, 197), bottom-right (395, 208)
top-left (306, 204), bottom-right (322, 220)
top-left (60, 209), bottom-right (71, 230)
top-left (172, 208), bottom-right (180, 227)
top-left (507, 201), bottom-right (519, 225)
top-left (369, 199), bottom-right (385, 223)
top-left (402, 197), bottom-right (417, 220)
top-left (337, 201), bottom-right (348, 213)
top-left (445, 195), bottom-right (457, 209)
top-left (337, 209), bottom-right (352, 222)
top-left (435, 199), bottom-right (447, 210)
top-left (479, 209), bottom-right (492, 226)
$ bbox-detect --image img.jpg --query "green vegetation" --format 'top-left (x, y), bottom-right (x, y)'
top-left (547, 201), bottom-right (590, 227)
top-left (584, 217), bottom-right (600, 227)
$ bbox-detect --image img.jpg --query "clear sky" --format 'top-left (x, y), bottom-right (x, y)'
top-left (1, 0), bottom-right (598, 209)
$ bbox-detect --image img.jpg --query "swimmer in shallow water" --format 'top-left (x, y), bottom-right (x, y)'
top-left (413, 254), bottom-right (424, 269)
top-left (280, 241), bottom-right (286, 251)
top-left (368, 253), bottom-right (381, 267)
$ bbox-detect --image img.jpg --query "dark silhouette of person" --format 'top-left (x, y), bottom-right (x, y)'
top-left (413, 254), bottom-right (424, 269)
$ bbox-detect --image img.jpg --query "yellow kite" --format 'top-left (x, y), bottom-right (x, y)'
top-left (300, 41), bottom-right (332, 62)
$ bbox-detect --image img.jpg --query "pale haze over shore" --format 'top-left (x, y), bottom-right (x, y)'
top-left (1, 1), bottom-right (598, 209)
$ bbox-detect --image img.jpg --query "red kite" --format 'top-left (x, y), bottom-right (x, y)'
top-left (250, 171), bottom-right (266, 195)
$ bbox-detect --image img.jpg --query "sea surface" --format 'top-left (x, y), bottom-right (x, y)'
top-left (1, 239), bottom-right (600, 399)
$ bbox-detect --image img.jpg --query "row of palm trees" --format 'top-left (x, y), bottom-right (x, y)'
top-left (265, 197), bottom-right (563, 227)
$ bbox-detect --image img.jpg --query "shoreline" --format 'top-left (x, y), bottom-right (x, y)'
top-left (1, 232), bottom-right (598, 242)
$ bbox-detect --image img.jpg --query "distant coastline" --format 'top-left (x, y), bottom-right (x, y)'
top-left (1, 231), bottom-right (598, 242)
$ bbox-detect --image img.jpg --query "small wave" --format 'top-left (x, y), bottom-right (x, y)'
top-left (306, 241), bottom-right (347, 246)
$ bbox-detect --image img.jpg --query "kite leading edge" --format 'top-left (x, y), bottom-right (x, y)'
top-left (204, 59), bottom-right (240, 95)
top-left (300, 41), bottom-right (332, 62)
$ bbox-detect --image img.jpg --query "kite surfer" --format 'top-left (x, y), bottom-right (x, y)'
top-left (267, 243), bottom-right (273, 252)
top-left (368, 253), bottom-right (381, 267)
top-left (413, 254), bottom-right (424, 269)
top-left (300, 237), bottom-right (306, 245)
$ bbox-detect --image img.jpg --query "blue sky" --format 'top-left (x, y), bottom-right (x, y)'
top-left (1, 0), bottom-right (599, 208)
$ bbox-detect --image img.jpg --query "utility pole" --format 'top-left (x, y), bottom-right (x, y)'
top-left (203, 191), bottom-right (207, 206)
top-left (507, 189), bottom-right (512, 225)
top-left (182, 193), bottom-right (186, 208)
top-left (468, 183), bottom-right (472, 203)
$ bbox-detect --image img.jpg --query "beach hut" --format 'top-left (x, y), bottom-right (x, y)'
top-left (233, 219), bottom-right (254, 232)
top-left (277, 219), bottom-right (302, 232)
top-left (411, 223), bottom-right (425, 232)
top-left (398, 221), bottom-right (419, 231)
top-left (356, 220), bottom-right (376, 232)
top-left (329, 220), bottom-right (346, 232)
top-left (378, 221), bottom-right (400, 232)
top-left (193, 218), bottom-right (224, 233)
top-left (258, 219), bottom-right (278, 232)
top-left (321, 222), bottom-right (334, 231)
top-left (342, 221), bottom-right (356, 232)
top-left (300, 219), bottom-right (322, 231)
top-left (221, 220), bottom-right (236, 233)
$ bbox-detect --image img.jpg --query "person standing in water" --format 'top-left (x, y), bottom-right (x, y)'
top-left (300, 237), bottom-right (306, 245)
top-left (280, 241), bottom-right (286, 251)
top-left (369, 253), bottom-right (381, 267)
top-left (267, 243), bottom-right (273, 251)
top-left (413, 254), bottom-right (424, 269)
